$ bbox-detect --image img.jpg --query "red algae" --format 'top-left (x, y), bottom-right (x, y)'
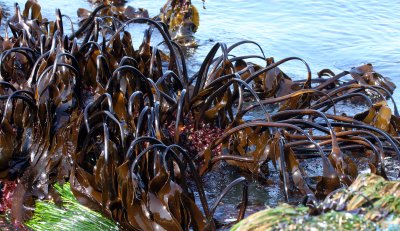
top-left (167, 113), bottom-right (223, 157)
top-left (0, 180), bottom-right (17, 213)
top-left (0, 180), bottom-right (25, 230)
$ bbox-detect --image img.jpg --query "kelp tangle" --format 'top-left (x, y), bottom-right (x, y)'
top-left (0, 0), bottom-right (399, 230)
top-left (76, 0), bottom-right (200, 46)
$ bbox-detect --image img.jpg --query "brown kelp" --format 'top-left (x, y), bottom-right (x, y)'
top-left (159, 0), bottom-right (200, 46)
top-left (77, 0), bottom-right (149, 25)
top-left (0, 0), bottom-right (399, 230)
top-left (78, 0), bottom-right (199, 47)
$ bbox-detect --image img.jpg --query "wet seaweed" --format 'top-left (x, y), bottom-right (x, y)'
top-left (0, 0), bottom-right (398, 230)
top-left (232, 174), bottom-right (400, 230)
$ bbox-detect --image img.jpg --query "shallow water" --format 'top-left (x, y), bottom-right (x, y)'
top-left (1, 0), bottom-right (400, 224)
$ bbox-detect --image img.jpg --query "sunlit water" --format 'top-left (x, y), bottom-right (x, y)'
top-left (1, 0), bottom-right (400, 224)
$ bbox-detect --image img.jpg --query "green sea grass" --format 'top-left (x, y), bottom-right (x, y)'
top-left (25, 183), bottom-right (120, 231)
top-left (232, 174), bottom-right (400, 231)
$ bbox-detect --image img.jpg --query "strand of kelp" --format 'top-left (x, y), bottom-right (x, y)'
top-left (0, 1), bottom-right (399, 230)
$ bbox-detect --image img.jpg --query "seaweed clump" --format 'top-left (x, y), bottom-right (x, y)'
top-left (232, 173), bottom-right (400, 230)
top-left (0, 0), bottom-right (398, 230)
